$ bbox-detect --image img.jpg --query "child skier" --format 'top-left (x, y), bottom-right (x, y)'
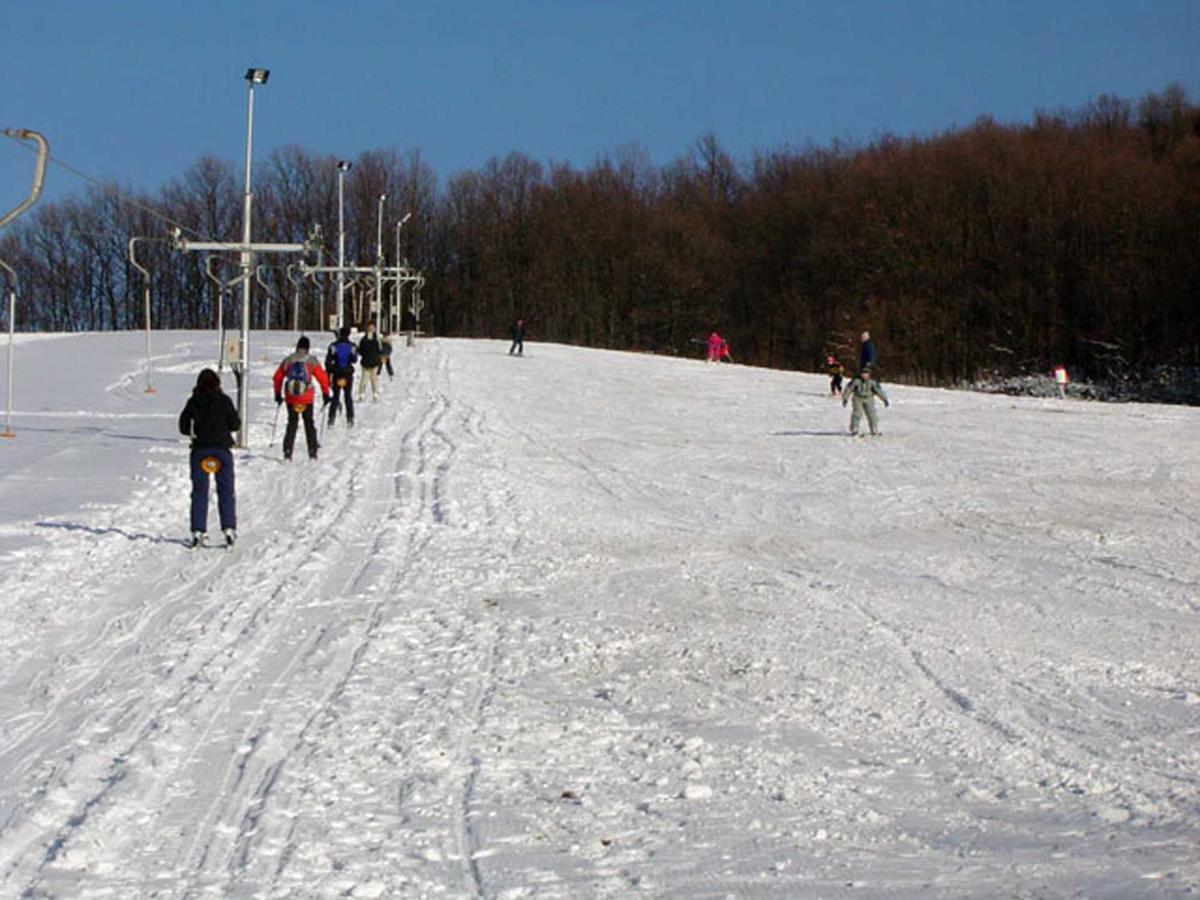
top-left (842, 365), bottom-right (890, 436)
top-left (706, 331), bottom-right (724, 363)
top-left (178, 368), bottom-right (240, 547)
top-left (826, 355), bottom-right (845, 396)
top-left (1053, 365), bottom-right (1069, 399)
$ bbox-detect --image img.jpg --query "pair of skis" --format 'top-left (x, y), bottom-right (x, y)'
top-left (269, 400), bottom-right (330, 458)
top-left (190, 529), bottom-right (235, 550)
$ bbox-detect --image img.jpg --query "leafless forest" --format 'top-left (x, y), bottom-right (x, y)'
top-left (2, 85), bottom-right (1197, 390)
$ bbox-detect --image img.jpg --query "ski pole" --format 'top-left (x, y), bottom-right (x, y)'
top-left (269, 402), bottom-right (282, 445)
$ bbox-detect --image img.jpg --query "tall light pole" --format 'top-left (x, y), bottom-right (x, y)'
top-left (336, 160), bottom-right (351, 332)
top-left (394, 212), bottom-right (413, 338)
top-left (237, 66), bottom-right (269, 449)
top-left (374, 193), bottom-right (387, 328)
top-left (0, 260), bottom-right (18, 439)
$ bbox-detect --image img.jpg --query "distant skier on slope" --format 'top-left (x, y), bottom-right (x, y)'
top-left (1053, 364), bottom-right (1070, 400)
top-left (380, 331), bottom-right (395, 381)
top-left (509, 317), bottom-right (526, 356)
top-left (357, 322), bottom-right (383, 402)
top-left (858, 330), bottom-right (877, 372)
top-left (273, 336), bottom-right (331, 461)
top-left (325, 327), bottom-right (358, 428)
top-left (842, 364), bottom-right (890, 436)
top-left (700, 331), bottom-right (720, 362)
top-left (178, 368), bottom-right (240, 547)
top-left (826, 355), bottom-right (845, 396)
top-left (707, 331), bottom-right (732, 363)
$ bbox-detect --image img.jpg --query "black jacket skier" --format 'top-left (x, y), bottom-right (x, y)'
top-left (179, 374), bottom-right (240, 448)
top-left (358, 333), bottom-right (382, 369)
top-left (178, 368), bottom-right (240, 546)
top-left (509, 318), bottom-right (525, 356)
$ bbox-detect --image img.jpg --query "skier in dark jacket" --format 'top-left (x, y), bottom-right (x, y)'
top-left (858, 331), bottom-right (877, 372)
top-left (325, 326), bottom-right (358, 427)
top-left (509, 318), bottom-right (525, 356)
top-left (356, 322), bottom-right (383, 402)
top-left (178, 368), bottom-right (240, 547)
top-left (380, 331), bottom-right (395, 380)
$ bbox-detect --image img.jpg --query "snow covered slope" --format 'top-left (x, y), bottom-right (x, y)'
top-left (0, 331), bottom-right (1197, 897)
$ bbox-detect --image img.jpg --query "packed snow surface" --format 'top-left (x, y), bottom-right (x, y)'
top-left (0, 331), bottom-right (1197, 898)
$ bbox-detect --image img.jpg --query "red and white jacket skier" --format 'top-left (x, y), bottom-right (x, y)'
top-left (272, 336), bottom-right (331, 461)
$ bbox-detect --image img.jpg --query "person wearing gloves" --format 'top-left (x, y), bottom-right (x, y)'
top-left (325, 326), bottom-right (358, 427)
top-left (842, 364), bottom-right (890, 436)
top-left (273, 335), bottom-right (332, 461)
top-left (356, 322), bottom-right (383, 401)
top-left (179, 368), bottom-right (240, 547)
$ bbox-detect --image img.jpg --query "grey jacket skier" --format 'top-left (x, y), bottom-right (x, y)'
top-left (842, 366), bottom-right (890, 435)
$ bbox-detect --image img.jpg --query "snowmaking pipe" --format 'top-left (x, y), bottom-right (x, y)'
top-left (0, 129), bottom-right (49, 231)
top-left (0, 259), bottom-right (16, 437)
top-left (394, 214), bottom-right (413, 336)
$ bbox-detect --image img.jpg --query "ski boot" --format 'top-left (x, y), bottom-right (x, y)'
top-left (190, 531), bottom-right (205, 549)
top-left (223, 528), bottom-right (236, 548)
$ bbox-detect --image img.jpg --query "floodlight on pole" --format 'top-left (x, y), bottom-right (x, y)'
top-left (394, 212), bottom-right (413, 268)
top-left (236, 66), bottom-right (269, 449)
top-left (336, 160), bottom-right (351, 331)
top-left (376, 194), bottom-right (388, 263)
top-left (393, 212), bottom-right (418, 342)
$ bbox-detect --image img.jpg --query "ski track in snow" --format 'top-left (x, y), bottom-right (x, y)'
top-left (0, 332), bottom-right (1197, 897)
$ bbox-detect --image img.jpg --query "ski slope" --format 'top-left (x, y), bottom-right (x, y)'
top-left (0, 331), bottom-right (1197, 898)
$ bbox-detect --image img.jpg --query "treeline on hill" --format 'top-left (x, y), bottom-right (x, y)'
top-left (2, 85), bottom-right (1198, 395)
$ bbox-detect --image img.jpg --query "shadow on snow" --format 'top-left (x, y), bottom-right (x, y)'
top-left (36, 521), bottom-right (190, 547)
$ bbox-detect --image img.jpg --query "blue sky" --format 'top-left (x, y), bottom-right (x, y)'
top-left (2, 0), bottom-right (1197, 211)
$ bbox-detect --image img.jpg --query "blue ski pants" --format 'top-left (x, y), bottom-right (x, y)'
top-left (190, 447), bottom-right (236, 533)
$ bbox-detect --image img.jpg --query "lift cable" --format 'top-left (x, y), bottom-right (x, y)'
top-left (2, 130), bottom-right (243, 251)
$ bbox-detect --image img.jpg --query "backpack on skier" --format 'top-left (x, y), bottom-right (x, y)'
top-left (283, 360), bottom-right (311, 407)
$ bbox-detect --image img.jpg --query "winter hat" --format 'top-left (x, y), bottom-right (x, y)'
top-left (296, 336), bottom-right (310, 351)
top-left (339, 326), bottom-right (350, 341)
